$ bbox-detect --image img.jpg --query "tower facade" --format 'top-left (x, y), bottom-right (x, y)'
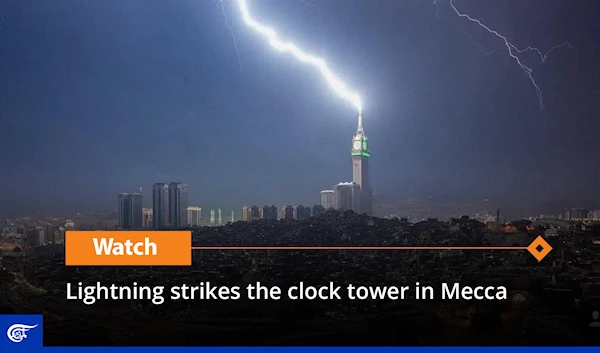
top-left (118, 193), bottom-right (143, 229)
top-left (168, 182), bottom-right (188, 228)
top-left (294, 205), bottom-right (311, 220)
top-left (250, 205), bottom-right (260, 220)
top-left (351, 112), bottom-right (373, 215)
top-left (187, 206), bottom-right (202, 226)
top-left (142, 208), bottom-right (153, 228)
top-left (260, 205), bottom-right (278, 220)
top-left (152, 183), bottom-right (169, 229)
top-left (282, 205), bottom-right (294, 220)
top-left (334, 182), bottom-right (361, 212)
top-left (241, 207), bottom-right (250, 221)
top-left (320, 190), bottom-right (335, 209)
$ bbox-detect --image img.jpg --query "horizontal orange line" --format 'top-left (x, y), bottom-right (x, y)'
top-left (191, 246), bottom-right (527, 251)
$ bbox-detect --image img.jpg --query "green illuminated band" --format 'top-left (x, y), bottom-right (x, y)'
top-left (352, 151), bottom-right (370, 157)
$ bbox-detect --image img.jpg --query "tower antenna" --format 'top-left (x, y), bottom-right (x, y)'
top-left (357, 111), bottom-right (364, 135)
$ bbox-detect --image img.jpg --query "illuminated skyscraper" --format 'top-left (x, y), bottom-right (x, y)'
top-left (351, 112), bottom-right (373, 215)
top-left (187, 207), bottom-right (202, 226)
top-left (320, 190), bottom-right (335, 209)
top-left (118, 193), bottom-right (143, 229)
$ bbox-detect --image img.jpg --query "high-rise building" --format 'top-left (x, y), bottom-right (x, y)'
top-left (142, 208), bottom-right (153, 228)
top-left (334, 182), bottom-right (361, 213)
top-left (44, 224), bottom-right (56, 244)
top-left (320, 190), bottom-right (335, 209)
top-left (282, 205), bottom-right (294, 220)
top-left (168, 182), bottom-right (188, 228)
top-left (118, 193), bottom-right (143, 229)
top-left (260, 205), bottom-right (278, 220)
top-left (152, 183), bottom-right (169, 229)
top-left (187, 207), bottom-right (202, 226)
top-left (218, 209), bottom-right (222, 225)
top-left (312, 205), bottom-right (325, 217)
top-left (27, 228), bottom-right (45, 247)
top-left (294, 205), bottom-right (311, 220)
top-left (250, 205), bottom-right (260, 220)
top-left (351, 112), bottom-right (373, 215)
top-left (241, 206), bottom-right (250, 221)
top-left (241, 206), bottom-right (260, 221)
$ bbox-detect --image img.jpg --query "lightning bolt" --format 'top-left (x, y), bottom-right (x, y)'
top-left (434, 1), bottom-right (494, 56)
top-left (216, 0), bottom-right (243, 72)
top-left (439, 0), bottom-right (572, 113)
top-left (236, 0), bottom-right (362, 113)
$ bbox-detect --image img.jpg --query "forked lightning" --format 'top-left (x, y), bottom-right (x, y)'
top-left (442, 0), bottom-right (571, 112)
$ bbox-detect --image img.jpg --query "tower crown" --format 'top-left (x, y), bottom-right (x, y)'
top-left (351, 112), bottom-right (370, 158)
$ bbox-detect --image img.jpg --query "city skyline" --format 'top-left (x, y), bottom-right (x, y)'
top-left (121, 108), bottom-right (373, 226)
top-left (1, 0), bottom-right (599, 217)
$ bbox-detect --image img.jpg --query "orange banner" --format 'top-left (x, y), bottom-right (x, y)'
top-left (65, 230), bottom-right (192, 266)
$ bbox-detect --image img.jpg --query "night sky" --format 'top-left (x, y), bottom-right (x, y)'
top-left (1, 0), bottom-right (599, 216)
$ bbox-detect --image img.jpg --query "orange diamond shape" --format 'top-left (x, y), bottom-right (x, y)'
top-left (527, 236), bottom-right (552, 262)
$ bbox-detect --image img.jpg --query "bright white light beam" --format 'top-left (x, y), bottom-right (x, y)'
top-left (236, 0), bottom-right (362, 113)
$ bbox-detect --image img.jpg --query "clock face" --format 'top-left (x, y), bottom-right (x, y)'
top-left (353, 141), bottom-right (361, 150)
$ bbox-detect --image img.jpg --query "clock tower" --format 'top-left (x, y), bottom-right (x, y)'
top-left (351, 112), bottom-right (372, 215)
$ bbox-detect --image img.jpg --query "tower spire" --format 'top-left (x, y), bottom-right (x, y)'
top-left (357, 111), bottom-right (364, 135)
